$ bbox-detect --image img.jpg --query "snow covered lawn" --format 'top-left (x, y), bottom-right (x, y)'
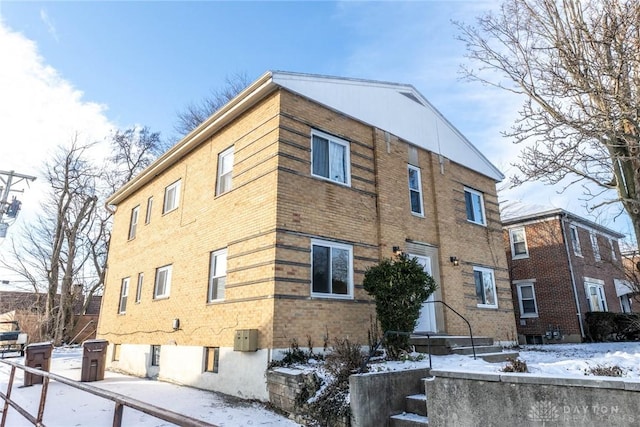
top-left (0, 342), bottom-right (637, 427)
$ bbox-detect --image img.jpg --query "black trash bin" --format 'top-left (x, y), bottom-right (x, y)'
top-left (81, 339), bottom-right (109, 382)
top-left (24, 342), bottom-right (53, 386)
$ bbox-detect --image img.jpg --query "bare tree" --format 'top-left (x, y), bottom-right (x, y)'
top-left (457, 0), bottom-right (640, 247)
top-left (174, 72), bottom-right (251, 136)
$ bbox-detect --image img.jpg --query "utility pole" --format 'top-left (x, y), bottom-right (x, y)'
top-left (0, 170), bottom-right (37, 238)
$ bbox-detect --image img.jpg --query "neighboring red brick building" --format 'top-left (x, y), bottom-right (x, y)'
top-left (502, 207), bottom-right (629, 343)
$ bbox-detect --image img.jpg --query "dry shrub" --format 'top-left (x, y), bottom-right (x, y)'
top-left (501, 357), bottom-right (528, 373)
top-left (586, 364), bottom-right (625, 377)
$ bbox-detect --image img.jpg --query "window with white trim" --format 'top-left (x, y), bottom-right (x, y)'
top-left (473, 266), bottom-right (497, 308)
top-left (118, 277), bottom-right (130, 314)
top-left (620, 294), bottom-right (632, 313)
top-left (509, 227), bottom-right (529, 258)
top-left (145, 197), bottom-right (153, 224)
top-left (128, 206), bottom-right (139, 240)
top-left (151, 345), bottom-right (161, 366)
top-left (208, 249), bottom-right (227, 302)
top-left (407, 165), bottom-right (424, 216)
top-left (311, 239), bottom-right (353, 298)
top-left (464, 187), bottom-right (486, 225)
top-left (204, 347), bottom-right (219, 373)
top-left (153, 265), bottom-right (172, 299)
top-left (585, 280), bottom-right (607, 312)
top-left (590, 232), bottom-right (601, 262)
top-left (311, 130), bottom-right (350, 186)
top-left (135, 272), bottom-right (144, 303)
top-left (609, 238), bottom-right (617, 261)
top-left (163, 180), bottom-right (181, 214)
top-left (216, 147), bottom-right (234, 195)
top-left (516, 282), bottom-right (538, 317)
top-left (569, 225), bottom-right (582, 256)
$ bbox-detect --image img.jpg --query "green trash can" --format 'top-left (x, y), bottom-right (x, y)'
top-left (81, 339), bottom-right (109, 382)
top-left (24, 342), bottom-right (53, 386)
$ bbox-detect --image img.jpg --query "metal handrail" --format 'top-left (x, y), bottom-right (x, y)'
top-left (360, 300), bottom-right (477, 372)
top-left (424, 300), bottom-right (476, 359)
top-left (0, 359), bottom-right (217, 427)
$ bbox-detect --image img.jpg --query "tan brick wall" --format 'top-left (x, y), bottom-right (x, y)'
top-left (99, 87), bottom-right (517, 355)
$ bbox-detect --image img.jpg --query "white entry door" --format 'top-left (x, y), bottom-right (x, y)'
top-left (412, 255), bottom-right (437, 332)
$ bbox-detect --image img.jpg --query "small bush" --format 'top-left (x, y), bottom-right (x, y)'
top-left (268, 339), bottom-right (323, 369)
top-left (324, 338), bottom-right (367, 379)
top-left (501, 357), bottom-right (528, 373)
top-left (585, 312), bottom-right (617, 342)
top-left (586, 364), bottom-right (625, 377)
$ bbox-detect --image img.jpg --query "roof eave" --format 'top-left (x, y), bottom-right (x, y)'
top-left (107, 71), bottom-right (277, 206)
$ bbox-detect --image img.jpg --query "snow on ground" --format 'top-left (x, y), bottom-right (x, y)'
top-left (0, 346), bottom-right (299, 427)
top-left (0, 342), bottom-right (638, 426)
top-left (371, 342), bottom-right (640, 380)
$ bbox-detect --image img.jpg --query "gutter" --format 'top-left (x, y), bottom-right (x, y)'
top-left (560, 213), bottom-right (585, 338)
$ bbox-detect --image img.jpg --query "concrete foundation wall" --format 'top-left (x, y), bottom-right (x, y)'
top-left (350, 368), bottom-right (430, 427)
top-left (427, 370), bottom-right (640, 427)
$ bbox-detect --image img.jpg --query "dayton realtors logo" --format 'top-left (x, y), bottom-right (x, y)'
top-left (528, 401), bottom-right (560, 424)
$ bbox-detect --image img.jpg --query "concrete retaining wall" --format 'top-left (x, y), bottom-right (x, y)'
top-left (427, 370), bottom-right (640, 427)
top-left (350, 368), bottom-right (430, 427)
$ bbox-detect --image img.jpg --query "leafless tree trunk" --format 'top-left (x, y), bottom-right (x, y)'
top-left (457, 0), bottom-right (640, 247)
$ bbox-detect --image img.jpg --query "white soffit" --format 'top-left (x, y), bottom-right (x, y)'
top-left (271, 72), bottom-right (504, 181)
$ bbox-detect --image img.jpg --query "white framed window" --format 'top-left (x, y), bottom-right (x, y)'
top-left (473, 266), bottom-right (497, 308)
top-left (135, 272), bottom-right (144, 303)
top-left (569, 225), bottom-right (582, 256)
top-left (620, 294), bottom-right (632, 313)
top-left (609, 238), bottom-right (617, 261)
top-left (163, 180), bottom-right (181, 214)
top-left (509, 227), bottom-right (529, 259)
top-left (208, 249), bottom-right (227, 302)
top-left (407, 165), bottom-right (424, 216)
top-left (311, 239), bottom-right (353, 299)
top-left (590, 232), bottom-right (601, 262)
top-left (118, 277), bottom-right (130, 314)
top-left (311, 130), bottom-right (351, 186)
top-left (145, 197), bottom-right (153, 224)
top-left (464, 187), bottom-right (486, 225)
top-left (515, 281), bottom-right (538, 318)
top-left (584, 279), bottom-right (607, 312)
top-left (128, 206), bottom-right (139, 240)
top-left (216, 147), bottom-right (234, 195)
top-left (154, 265), bottom-right (172, 299)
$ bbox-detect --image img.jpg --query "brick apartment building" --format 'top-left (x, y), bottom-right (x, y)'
top-left (502, 207), bottom-right (629, 344)
top-left (98, 71), bottom-right (516, 400)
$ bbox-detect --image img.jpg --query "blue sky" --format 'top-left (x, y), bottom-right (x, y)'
top-left (0, 0), bottom-right (634, 252)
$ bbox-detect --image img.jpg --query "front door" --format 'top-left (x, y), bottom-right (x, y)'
top-left (412, 254), bottom-right (437, 332)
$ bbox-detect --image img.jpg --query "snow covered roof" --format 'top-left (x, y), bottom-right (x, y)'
top-left (108, 71), bottom-right (503, 205)
top-left (500, 202), bottom-right (625, 239)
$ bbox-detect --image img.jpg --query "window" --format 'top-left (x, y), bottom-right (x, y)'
top-left (216, 147), bottom-right (234, 195)
top-left (118, 277), bottom-right (130, 314)
top-left (509, 227), bottom-right (529, 258)
top-left (473, 266), bottom-right (497, 308)
top-left (112, 344), bottom-right (121, 361)
top-left (153, 265), bottom-right (172, 299)
top-left (145, 197), bottom-right (153, 224)
top-left (311, 239), bottom-right (353, 298)
top-left (151, 345), bottom-right (161, 366)
top-left (311, 130), bottom-right (350, 186)
top-left (128, 206), bottom-right (139, 240)
top-left (620, 294), bottom-right (632, 313)
top-left (464, 187), bottom-right (486, 225)
top-left (163, 180), bottom-right (181, 214)
top-left (407, 165), bottom-right (424, 216)
top-left (569, 225), bottom-right (582, 256)
top-left (135, 273), bottom-right (144, 303)
top-left (204, 347), bottom-right (219, 373)
top-left (208, 249), bottom-right (227, 302)
top-left (516, 282), bottom-right (538, 318)
top-left (590, 232), bottom-right (601, 262)
top-left (585, 280), bottom-right (607, 312)
top-left (609, 239), bottom-right (617, 261)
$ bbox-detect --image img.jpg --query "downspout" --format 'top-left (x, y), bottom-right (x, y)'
top-left (560, 214), bottom-right (585, 338)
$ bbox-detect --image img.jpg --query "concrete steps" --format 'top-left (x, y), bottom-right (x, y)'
top-left (410, 335), bottom-right (518, 363)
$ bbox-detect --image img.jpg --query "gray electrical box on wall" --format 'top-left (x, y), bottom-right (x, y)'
top-left (234, 329), bottom-right (258, 352)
